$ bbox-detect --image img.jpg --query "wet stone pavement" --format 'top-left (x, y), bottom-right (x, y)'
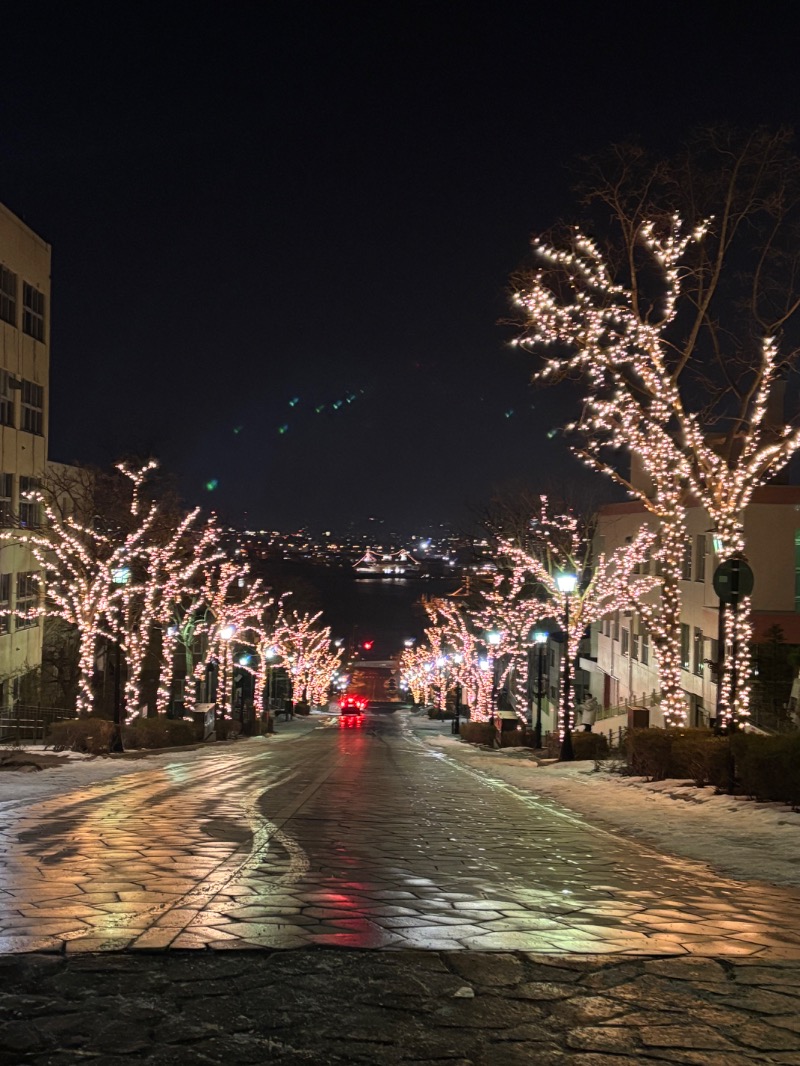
top-left (0, 709), bottom-right (799, 1062)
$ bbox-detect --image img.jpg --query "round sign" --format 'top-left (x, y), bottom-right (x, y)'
top-left (712, 558), bottom-right (754, 605)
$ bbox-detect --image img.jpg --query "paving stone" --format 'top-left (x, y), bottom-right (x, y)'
top-left (639, 1024), bottom-right (739, 1050)
top-left (444, 952), bottom-right (523, 986)
top-left (566, 1025), bottom-right (640, 1053)
top-left (644, 958), bottom-right (729, 982)
top-left (732, 1021), bottom-right (800, 1051)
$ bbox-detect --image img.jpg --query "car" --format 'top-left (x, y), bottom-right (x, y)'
top-left (340, 695), bottom-right (367, 714)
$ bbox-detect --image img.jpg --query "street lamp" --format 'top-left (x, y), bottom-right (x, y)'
top-left (531, 629), bottom-right (548, 749)
top-left (555, 572), bottom-right (578, 761)
top-left (109, 565), bottom-right (131, 754)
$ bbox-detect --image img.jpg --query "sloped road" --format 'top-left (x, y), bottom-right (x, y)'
top-left (2, 711), bottom-right (800, 1063)
top-left (1, 710), bottom-right (799, 959)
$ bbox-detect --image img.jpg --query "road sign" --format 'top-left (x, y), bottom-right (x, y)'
top-left (713, 558), bottom-right (754, 605)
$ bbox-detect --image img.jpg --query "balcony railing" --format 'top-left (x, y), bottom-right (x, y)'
top-left (595, 690), bottom-right (661, 722)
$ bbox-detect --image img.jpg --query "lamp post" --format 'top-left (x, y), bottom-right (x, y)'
top-left (109, 566), bottom-right (131, 754)
top-left (532, 629), bottom-right (548, 749)
top-left (555, 573), bottom-right (578, 761)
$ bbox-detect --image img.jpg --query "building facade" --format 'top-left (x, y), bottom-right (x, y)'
top-left (585, 486), bottom-right (800, 732)
top-left (0, 203), bottom-right (51, 710)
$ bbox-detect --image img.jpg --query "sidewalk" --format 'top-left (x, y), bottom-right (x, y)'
top-left (408, 715), bottom-right (800, 890)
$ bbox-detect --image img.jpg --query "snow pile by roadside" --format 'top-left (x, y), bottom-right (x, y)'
top-left (420, 726), bottom-right (800, 889)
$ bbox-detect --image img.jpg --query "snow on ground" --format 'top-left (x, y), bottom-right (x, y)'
top-left (2, 711), bottom-right (799, 891)
top-left (413, 717), bottom-right (800, 890)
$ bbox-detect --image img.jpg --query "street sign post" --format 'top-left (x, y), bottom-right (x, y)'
top-left (712, 557), bottom-right (754, 606)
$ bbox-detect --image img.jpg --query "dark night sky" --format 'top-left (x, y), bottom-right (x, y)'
top-left (1, 5), bottom-right (797, 533)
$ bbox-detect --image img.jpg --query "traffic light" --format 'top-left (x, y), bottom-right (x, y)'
top-left (362, 640), bottom-right (374, 650)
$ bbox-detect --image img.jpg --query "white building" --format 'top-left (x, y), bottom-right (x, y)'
top-left (0, 203), bottom-right (51, 710)
top-left (585, 485), bottom-right (800, 733)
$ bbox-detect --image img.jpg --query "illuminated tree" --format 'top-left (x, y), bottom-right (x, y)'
top-left (496, 498), bottom-right (657, 735)
top-left (1, 463), bottom-right (161, 715)
top-left (511, 130), bottom-right (800, 726)
top-left (475, 556), bottom-right (549, 722)
top-left (190, 560), bottom-right (275, 715)
top-left (413, 598), bottom-right (508, 721)
top-left (271, 609), bottom-right (343, 707)
top-left (109, 464), bottom-right (225, 715)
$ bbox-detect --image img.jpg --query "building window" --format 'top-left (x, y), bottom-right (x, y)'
top-left (20, 379), bottom-right (43, 435)
top-left (0, 474), bottom-right (11, 527)
top-left (0, 264), bottom-right (16, 326)
top-left (0, 573), bottom-right (9, 634)
top-left (695, 534), bottom-right (706, 582)
top-left (641, 630), bottom-right (650, 666)
top-left (549, 684), bottom-right (558, 702)
top-left (681, 540), bottom-right (692, 581)
top-left (18, 477), bottom-right (40, 528)
top-left (15, 571), bottom-right (39, 629)
top-left (694, 627), bottom-right (704, 676)
top-left (631, 629), bottom-right (639, 661)
top-left (22, 283), bottom-right (45, 342)
top-left (613, 612), bottom-right (620, 641)
top-left (0, 370), bottom-right (14, 427)
top-left (621, 629), bottom-right (629, 656)
top-left (680, 623), bottom-right (691, 670)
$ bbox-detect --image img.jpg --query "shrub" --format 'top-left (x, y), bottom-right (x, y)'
top-left (294, 702), bottom-right (311, 716)
top-left (46, 716), bottom-right (115, 755)
top-left (670, 731), bottom-right (730, 788)
top-left (459, 721), bottom-right (494, 746)
top-left (124, 716), bottom-right (196, 750)
top-left (731, 732), bottom-right (800, 807)
top-left (571, 731), bottom-right (609, 760)
top-left (626, 728), bottom-right (674, 780)
top-left (498, 726), bottom-right (524, 748)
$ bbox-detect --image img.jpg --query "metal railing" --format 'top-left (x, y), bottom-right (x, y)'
top-left (0, 704), bottom-right (78, 744)
top-left (595, 691), bottom-right (661, 722)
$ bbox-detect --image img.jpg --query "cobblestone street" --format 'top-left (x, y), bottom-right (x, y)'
top-left (1, 711), bottom-right (799, 1062)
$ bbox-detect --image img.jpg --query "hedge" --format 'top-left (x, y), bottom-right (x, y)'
top-left (458, 721), bottom-right (494, 746)
top-left (731, 732), bottom-right (800, 807)
top-left (626, 727), bottom-right (729, 784)
top-left (623, 727), bottom-right (800, 807)
top-left (124, 716), bottom-right (197, 749)
top-left (46, 716), bottom-right (115, 754)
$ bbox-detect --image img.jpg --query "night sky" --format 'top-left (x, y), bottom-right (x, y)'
top-left (2, 6), bottom-right (798, 533)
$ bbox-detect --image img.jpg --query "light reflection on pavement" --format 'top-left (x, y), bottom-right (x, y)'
top-left (1, 710), bottom-right (799, 957)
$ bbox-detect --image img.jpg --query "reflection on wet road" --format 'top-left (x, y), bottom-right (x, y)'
top-left (1, 710), bottom-right (799, 956)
